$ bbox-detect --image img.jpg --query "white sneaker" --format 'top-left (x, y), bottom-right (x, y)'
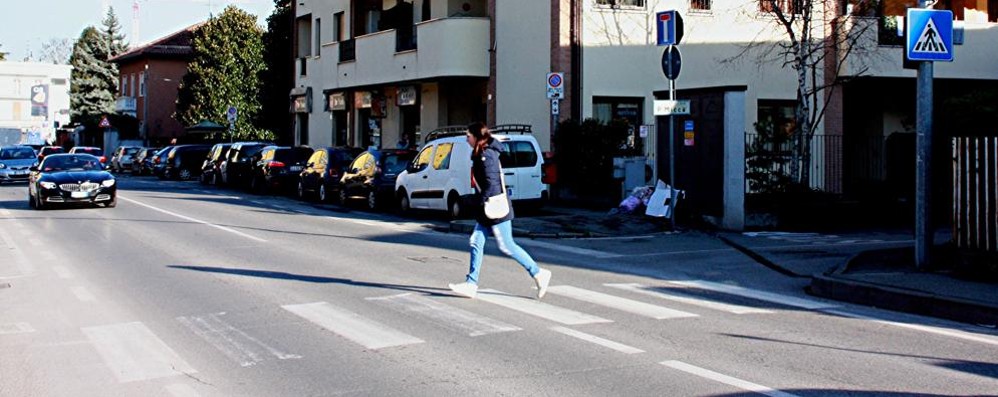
top-left (533, 269), bottom-right (552, 299)
top-left (449, 282), bottom-right (478, 299)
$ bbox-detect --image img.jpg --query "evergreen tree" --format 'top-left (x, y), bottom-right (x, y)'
top-left (259, 0), bottom-right (293, 143)
top-left (69, 27), bottom-right (117, 123)
top-left (176, 6), bottom-right (270, 140)
top-left (102, 7), bottom-right (129, 57)
top-left (0, 44), bottom-right (7, 61)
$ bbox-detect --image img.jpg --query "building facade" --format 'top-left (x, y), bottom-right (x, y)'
top-left (110, 25), bottom-right (197, 145)
top-left (0, 62), bottom-right (72, 145)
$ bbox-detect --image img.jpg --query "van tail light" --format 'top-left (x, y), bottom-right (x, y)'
top-left (268, 161), bottom-right (286, 168)
top-left (100, 156), bottom-right (107, 163)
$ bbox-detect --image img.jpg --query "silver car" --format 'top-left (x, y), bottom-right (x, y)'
top-left (0, 146), bottom-right (37, 183)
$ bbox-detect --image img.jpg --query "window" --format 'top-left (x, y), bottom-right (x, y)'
top-left (333, 12), bottom-right (344, 42)
top-left (413, 146), bottom-right (433, 171)
top-left (314, 17), bottom-right (322, 56)
top-left (759, 0), bottom-right (803, 14)
top-left (757, 100), bottom-right (796, 138)
top-left (307, 151), bottom-right (323, 168)
top-left (139, 72), bottom-right (145, 97)
top-left (350, 153), bottom-right (371, 172)
top-left (595, 0), bottom-right (645, 8)
top-left (432, 143), bottom-right (453, 170)
top-left (121, 77), bottom-right (128, 96)
top-left (130, 74), bottom-right (136, 97)
top-left (690, 0), bottom-right (712, 11)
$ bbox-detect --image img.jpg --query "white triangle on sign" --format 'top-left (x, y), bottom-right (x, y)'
top-left (913, 18), bottom-right (948, 54)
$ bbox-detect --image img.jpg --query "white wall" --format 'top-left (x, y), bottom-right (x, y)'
top-left (0, 62), bottom-right (72, 143)
top-left (495, 0), bottom-right (553, 150)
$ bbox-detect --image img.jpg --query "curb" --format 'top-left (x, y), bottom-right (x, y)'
top-left (715, 234), bottom-right (808, 278)
top-left (809, 273), bottom-right (998, 327)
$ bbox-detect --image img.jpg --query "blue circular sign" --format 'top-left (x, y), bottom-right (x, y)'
top-left (548, 74), bottom-right (563, 88)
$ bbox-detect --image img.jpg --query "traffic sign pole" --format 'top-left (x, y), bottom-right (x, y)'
top-left (668, 45), bottom-right (677, 222)
top-left (914, 3), bottom-right (937, 269)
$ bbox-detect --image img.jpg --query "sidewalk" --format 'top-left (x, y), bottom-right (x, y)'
top-left (449, 206), bottom-right (670, 238)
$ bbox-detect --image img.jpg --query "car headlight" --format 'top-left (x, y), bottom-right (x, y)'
top-left (0, 163), bottom-right (6, 169)
top-left (102, 179), bottom-right (115, 187)
top-left (40, 182), bottom-right (56, 189)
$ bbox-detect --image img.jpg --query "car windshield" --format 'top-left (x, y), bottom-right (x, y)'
top-left (0, 147), bottom-right (36, 160)
top-left (76, 148), bottom-right (103, 156)
top-left (42, 156), bottom-right (104, 172)
top-left (383, 153), bottom-right (415, 174)
top-left (125, 148), bottom-right (139, 155)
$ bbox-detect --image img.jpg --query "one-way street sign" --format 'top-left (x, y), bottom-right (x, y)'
top-left (906, 9), bottom-right (954, 62)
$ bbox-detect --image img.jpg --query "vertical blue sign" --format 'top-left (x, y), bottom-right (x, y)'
top-left (906, 9), bottom-right (954, 62)
top-left (656, 11), bottom-right (680, 46)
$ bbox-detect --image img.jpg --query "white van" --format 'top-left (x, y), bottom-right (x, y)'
top-left (395, 125), bottom-right (548, 218)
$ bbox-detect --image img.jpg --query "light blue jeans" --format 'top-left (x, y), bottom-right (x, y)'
top-left (466, 220), bottom-right (539, 285)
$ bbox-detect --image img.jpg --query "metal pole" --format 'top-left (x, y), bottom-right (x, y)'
top-left (668, 46), bottom-right (677, 225)
top-left (143, 64), bottom-right (149, 147)
top-left (914, 0), bottom-right (933, 269)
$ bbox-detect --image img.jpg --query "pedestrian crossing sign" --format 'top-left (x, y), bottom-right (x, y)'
top-left (906, 9), bottom-right (954, 62)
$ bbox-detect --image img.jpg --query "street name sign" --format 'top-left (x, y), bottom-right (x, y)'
top-left (906, 9), bottom-right (954, 62)
top-left (654, 100), bottom-right (690, 116)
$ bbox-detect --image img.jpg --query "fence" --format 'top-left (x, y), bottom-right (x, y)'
top-left (953, 136), bottom-right (998, 253)
top-left (745, 134), bottom-right (843, 194)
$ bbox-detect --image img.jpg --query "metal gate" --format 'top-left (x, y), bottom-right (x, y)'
top-left (953, 136), bottom-right (998, 253)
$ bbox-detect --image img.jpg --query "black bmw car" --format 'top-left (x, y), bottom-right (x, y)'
top-left (28, 154), bottom-right (117, 210)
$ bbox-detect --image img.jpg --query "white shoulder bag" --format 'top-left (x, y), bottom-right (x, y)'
top-left (483, 163), bottom-right (510, 220)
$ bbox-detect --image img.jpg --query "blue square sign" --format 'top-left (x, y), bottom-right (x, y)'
top-left (906, 9), bottom-right (954, 62)
top-left (656, 11), bottom-right (683, 46)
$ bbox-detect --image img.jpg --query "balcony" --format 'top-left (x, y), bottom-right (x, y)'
top-left (323, 17), bottom-right (489, 89)
top-left (115, 96), bottom-right (136, 113)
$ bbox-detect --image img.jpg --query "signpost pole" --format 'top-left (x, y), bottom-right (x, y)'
top-left (914, 1), bottom-right (933, 269)
top-left (667, 46), bottom-right (677, 224)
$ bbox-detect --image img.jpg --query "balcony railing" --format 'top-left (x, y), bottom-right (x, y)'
top-left (114, 96), bottom-right (136, 113)
top-left (339, 39), bottom-right (356, 62)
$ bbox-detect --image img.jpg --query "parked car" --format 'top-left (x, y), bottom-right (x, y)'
top-left (200, 143), bottom-right (232, 185)
top-left (339, 149), bottom-right (416, 210)
top-left (0, 146), bottom-right (38, 184)
top-left (110, 146), bottom-right (141, 173)
top-left (395, 126), bottom-right (548, 217)
top-left (163, 145), bottom-right (212, 180)
top-left (37, 146), bottom-right (65, 162)
top-left (249, 146), bottom-right (313, 194)
top-left (131, 147), bottom-right (161, 175)
top-left (28, 154), bottom-right (116, 209)
top-left (297, 147), bottom-right (364, 202)
top-left (69, 146), bottom-right (107, 165)
top-left (220, 142), bottom-right (271, 187)
top-left (151, 146), bottom-right (175, 178)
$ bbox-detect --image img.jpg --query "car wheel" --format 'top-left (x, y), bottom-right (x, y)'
top-left (105, 196), bottom-right (117, 208)
top-left (212, 172), bottom-right (219, 186)
top-left (398, 190), bottom-right (411, 214)
top-left (367, 191), bottom-right (378, 211)
top-left (28, 192), bottom-right (35, 209)
top-left (178, 169), bottom-right (192, 181)
top-left (448, 193), bottom-right (462, 219)
top-left (199, 173), bottom-right (207, 184)
top-left (319, 184), bottom-right (328, 203)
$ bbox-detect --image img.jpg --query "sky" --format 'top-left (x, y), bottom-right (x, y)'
top-left (1, 0), bottom-right (276, 62)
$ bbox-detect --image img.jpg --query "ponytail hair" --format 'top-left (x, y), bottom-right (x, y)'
top-left (468, 122), bottom-right (491, 156)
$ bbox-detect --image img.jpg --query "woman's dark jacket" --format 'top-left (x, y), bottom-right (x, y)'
top-left (472, 138), bottom-right (514, 226)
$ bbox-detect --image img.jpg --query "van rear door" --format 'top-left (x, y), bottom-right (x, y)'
top-left (500, 139), bottom-right (542, 200)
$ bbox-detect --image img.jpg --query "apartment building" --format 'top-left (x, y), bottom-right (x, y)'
top-left (0, 62), bottom-right (72, 145)
top-left (293, 0), bottom-right (998, 229)
top-left (292, 0), bottom-right (554, 150)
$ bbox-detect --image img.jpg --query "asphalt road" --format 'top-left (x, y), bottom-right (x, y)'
top-left (2, 176), bottom-right (997, 397)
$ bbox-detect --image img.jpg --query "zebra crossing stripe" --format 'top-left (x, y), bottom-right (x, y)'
top-left (546, 285), bottom-right (698, 320)
top-left (665, 280), bottom-right (838, 310)
top-left (367, 293), bottom-right (521, 337)
top-left (604, 283), bottom-right (774, 314)
top-left (177, 312), bottom-right (300, 367)
top-left (282, 302), bottom-right (424, 350)
top-left (476, 289), bottom-right (613, 325)
top-left (82, 322), bottom-right (197, 383)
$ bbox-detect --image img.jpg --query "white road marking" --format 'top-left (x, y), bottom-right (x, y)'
top-left (546, 285), bottom-right (698, 320)
top-left (367, 293), bottom-right (522, 337)
top-left (476, 289), bottom-right (613, 325)
top-left (604, 283), bottom-right (774, 314)
top-left (824, 309), bottom-right (998, 347)
top-left (0, 209), bottom-right (11, 216)
top-left (177, 312), bottom-right (300, 367)
top-left (28, 238), bottom-right (42, 247)
top-left (82, 322), bottom-right (197, 383)
top-left (661, 360), bottom-right (799, 397)
top-left (282, 302), bottom-right (424, 350)
top-left (517, 239), bottom-right (621, 259)
top-left (165, 383), bottom-right (200, 397)
top-left (0, 322), bottom-right (36, 335)
top-left (550, 326), bottom-right (644, 354)
top-left (118, 196), bottom-right (267, 243)
top-left (71, 286), bottom-right (97, 302)
top-left (0, 224), bottom-right (34, 277)
top-left (665, 280), bottom-right (839, 310)
top-left (52, 265), bottom-right (74, 279)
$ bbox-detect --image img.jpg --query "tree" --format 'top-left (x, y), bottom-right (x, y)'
top-left (175, 6), bottom-right (271, 140)
top-left (259, 0), bottom-right (294, 143)
top-left (69, 27), bottom-right (117, 123)
top-left (750, 0), bottom-right (875, 186)
top-left (0, 43), bottom-right (7, 61)
top-left (37, 38), bottom-right (74, 64)
top-left (102, 7), bottom-right (129, 56)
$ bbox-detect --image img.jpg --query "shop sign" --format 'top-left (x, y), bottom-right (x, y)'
top-left (355, 91), bottom-right (373, 109)
top-left (328, 92), bottom-right (347, 111)
top-left (397, 86), bottom-right (417, 106)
